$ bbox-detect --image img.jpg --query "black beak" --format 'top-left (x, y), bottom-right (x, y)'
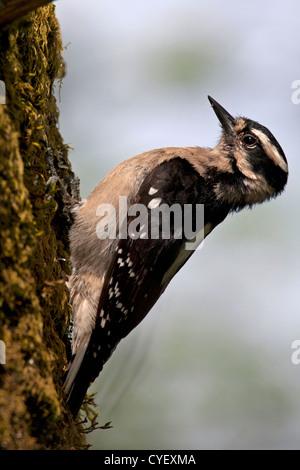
top-left (208, 96), bottom-right (234, 133)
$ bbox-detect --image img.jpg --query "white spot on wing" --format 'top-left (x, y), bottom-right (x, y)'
top-left (149, 187), bottom-right (158, 195)
top-left (148, 198), bottom-right (162, 209)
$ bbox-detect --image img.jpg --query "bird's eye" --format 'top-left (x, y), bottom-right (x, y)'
top-left (242, 134), bottom-right (257, 148)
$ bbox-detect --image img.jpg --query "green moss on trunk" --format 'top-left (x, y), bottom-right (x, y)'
top-left (0, 5), bottom-right (84, 449)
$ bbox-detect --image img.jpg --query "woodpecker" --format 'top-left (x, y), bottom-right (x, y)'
top-left (63, 96), bottom-right (288, 417)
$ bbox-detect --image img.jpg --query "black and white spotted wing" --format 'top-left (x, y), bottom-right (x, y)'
top-left (66, 157), bottom-right (228, 414)
top-left (86, 158), bottom-right (208, 371)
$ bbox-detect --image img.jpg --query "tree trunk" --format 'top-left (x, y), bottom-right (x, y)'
top-left (0, 0), bottom-right (52, 24)
top-left (0, 4), bottom-right (85, 449)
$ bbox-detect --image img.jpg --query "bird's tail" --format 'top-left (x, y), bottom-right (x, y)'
top-left (63, 344), bottom-right (103, 417)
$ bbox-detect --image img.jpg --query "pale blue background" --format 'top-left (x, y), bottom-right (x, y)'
top-left (55, 0), bottom-right (300, 449)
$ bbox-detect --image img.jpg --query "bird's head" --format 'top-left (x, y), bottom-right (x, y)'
top-left (208, 96), bottom-right (288, 200)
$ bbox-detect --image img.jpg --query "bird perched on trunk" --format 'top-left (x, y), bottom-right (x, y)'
top-left (63, 96), bottom-right (288, 417)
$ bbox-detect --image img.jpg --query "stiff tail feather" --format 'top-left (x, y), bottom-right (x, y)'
top-left (63, 344), bottom-right (102, 417)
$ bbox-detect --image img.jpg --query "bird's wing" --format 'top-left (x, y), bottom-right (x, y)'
top-left (64, 156), bottom-right (216, 415)
top-left (90, 156), bottom-right (205, 357)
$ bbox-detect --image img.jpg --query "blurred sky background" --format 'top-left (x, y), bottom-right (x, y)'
top-left (55, 0), bottom-right (300, 450)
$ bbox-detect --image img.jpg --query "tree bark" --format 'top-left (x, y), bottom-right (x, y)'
top-left (0, 0), bottom-right (52, 24)
top-left (0, 4), bottom-right (85, 449)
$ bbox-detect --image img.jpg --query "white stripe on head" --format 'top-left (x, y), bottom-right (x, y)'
top-left (252, 129), bottom-right (288, 173)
